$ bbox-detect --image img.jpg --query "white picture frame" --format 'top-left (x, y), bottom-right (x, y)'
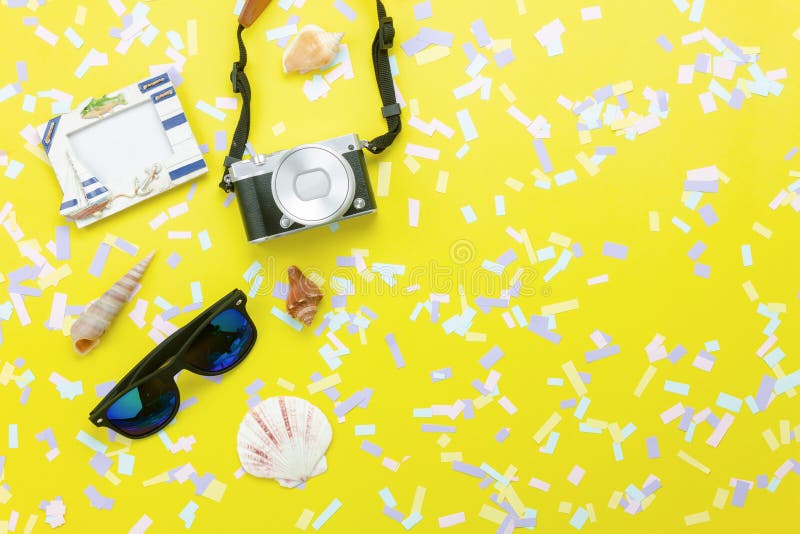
top-left (41, 73), bottom-right (207, 228)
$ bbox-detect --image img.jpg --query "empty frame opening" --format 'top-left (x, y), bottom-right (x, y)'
top-left (68, 100), bottom-right (173, 186)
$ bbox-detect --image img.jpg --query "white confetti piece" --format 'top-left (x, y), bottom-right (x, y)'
top-left (581, 6), bottom-right (602, 21)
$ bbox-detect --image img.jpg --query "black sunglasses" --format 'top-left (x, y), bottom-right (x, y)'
top-left (90, 289), bottom-right (257, 439)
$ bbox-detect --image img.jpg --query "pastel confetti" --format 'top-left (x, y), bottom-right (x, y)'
top-left (0, 4), bottom-right (795, 533)
top-left (581, 6), bottom-right (602, 20)
top-left (195, 100), bottom-right (226, 121)
top-left (311, 498), bottom-right (342, 530)
top-left (602, 241), bottom-right (628, 260)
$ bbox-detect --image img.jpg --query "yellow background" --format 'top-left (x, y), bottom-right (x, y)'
top-left (1, 0), bottom-right (800, 532)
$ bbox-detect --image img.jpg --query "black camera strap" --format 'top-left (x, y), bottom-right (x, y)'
top-left (220, 0), bottom-right (401, 192)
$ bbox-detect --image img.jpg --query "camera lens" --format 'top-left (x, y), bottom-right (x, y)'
top-left (271, 144), bottom-right (356, 226)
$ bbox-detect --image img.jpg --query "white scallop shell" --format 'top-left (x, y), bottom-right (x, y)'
top-left (282, 25), bottom-right (344, 73)
top-left (237, 396), bottom-right (332, 488)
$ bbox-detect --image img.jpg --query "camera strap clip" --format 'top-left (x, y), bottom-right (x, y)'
top-left (231, 62), bottom-right (243, 93)
top-left (378, 16), bottom-right (395, 50)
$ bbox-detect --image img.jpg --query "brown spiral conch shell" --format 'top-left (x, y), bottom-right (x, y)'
top-left (71, 252), bottom-right (154, 354)
top-left (286, 265), bottom-right (323, 326)
top-left (282, 25), bottom-right (344, 74)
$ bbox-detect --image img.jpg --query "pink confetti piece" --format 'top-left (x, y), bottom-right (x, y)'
top-left (484, 369), bottom-right (501, 391)
top-left (498, 396), bottom-right (517, 415)
top-left (149, 212), bottom-right (168, 230)
top-left (129, 514), bottom-right (153, 534)
top-left (660, 402), bottom-right (685, 423)
top-left (408, 198), bottom-right (420, 228)
top-left (438, 512), bottom-right (466, 527)
top-left (567, 464), bottom-right (586, 485)
top-left (168, 202), bottom-right (190, 218)
top-left (215, 97), bottom-right (238, 110)
top-left (128, 299), bottom-right (148, 328)
top-left (47, 292), bottom-right (68, 330)
top-left (382, 457), bottom-right (400, 471)
top-left (405, 143), bottom-right (440, 160)
top-left (10, 293), bottom-right (31, 326)
top-left (581, 6), bottom-right (602, 20)
top-left (431, 118), bottom-right (455, 138)
top-left (706, 413), bottom-right (734, 447)
top-left (699, 92), bottom-right (717, 113)
top-left (108, 0), bottom-right (126, 15)
top-left (34, 25), bottom-right (59, 46)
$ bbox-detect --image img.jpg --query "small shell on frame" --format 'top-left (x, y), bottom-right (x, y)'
top-left (71, 252), bottom-right (154, 355)
top-left (286, 265), bottom-right (323, 326)
top-left (282, 25), bottom-right (344, 74)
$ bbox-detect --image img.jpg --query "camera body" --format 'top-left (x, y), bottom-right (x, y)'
top-left (228, 133), bottom-right (376, 243)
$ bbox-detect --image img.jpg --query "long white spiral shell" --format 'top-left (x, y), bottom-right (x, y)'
top-left (70, 252), bottom-right (154, 355)
top-left (237, 396), bottom-right (333, 488)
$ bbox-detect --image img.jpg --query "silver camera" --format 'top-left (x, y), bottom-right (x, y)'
top-left (226, 133), bottom-right (376, 243)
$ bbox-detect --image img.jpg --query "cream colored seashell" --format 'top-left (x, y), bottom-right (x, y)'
top-left (237, 396), bottom-right (332, 488)
top-left (282, 25), bottom-right (344, 74)
top-left (71, 252), bottom-right (154, 355)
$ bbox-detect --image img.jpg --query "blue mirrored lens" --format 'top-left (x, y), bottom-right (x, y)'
top-left (185, 308), bottom-right (253, 372)
top-left (106, 378), bottom-right (177, 436)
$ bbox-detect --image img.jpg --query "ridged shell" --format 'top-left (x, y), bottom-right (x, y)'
top-left (286, 265), bottom-right (323, 326)
top-left (70, 252), bottom-right (154, 354)
top-left (282, 25), bottom-right (344, 73)
top-left (237, 396), bottom-right (332, 488)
